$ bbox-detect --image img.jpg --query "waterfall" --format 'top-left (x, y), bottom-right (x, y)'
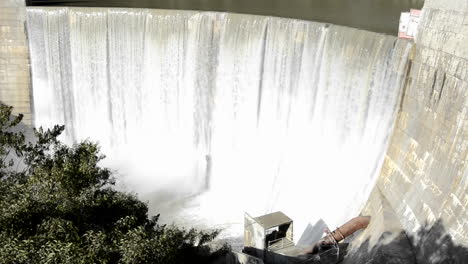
top-left (27, 7), bottom-right (412, 240)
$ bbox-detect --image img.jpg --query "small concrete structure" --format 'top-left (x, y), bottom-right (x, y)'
top-left (398, 9), bottom-right (421, 39)
top-left (244, 212), bottom-right (294, 253)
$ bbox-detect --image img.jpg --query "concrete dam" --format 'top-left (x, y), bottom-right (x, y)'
top-left (1, 0), bottom-right (467, 262)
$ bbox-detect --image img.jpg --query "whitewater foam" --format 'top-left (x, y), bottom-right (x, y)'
top-left (27, 7), bottom-right (411, 240)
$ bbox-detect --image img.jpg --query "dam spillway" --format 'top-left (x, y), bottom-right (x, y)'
top-left (26, 7), bottom-right (412, 239)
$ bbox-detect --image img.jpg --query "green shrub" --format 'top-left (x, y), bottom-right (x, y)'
top-left (0, 104), bottom-right (228, 264)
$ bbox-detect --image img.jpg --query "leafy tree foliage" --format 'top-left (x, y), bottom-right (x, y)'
top-left (0, 104), bottom-right (228, 264)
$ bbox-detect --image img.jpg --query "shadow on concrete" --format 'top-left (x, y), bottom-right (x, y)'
top-left (233, 220), bottom-right (467, 264)
top-left (242, 244), bottom-right (348, 264)
top-left (344, 219), bottom-right (468, 264)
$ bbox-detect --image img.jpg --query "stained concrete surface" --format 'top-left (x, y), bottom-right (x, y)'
top-left (363, 0), bottom-right (467, 247)
top-left (346, 0), bottom-right (468, 261)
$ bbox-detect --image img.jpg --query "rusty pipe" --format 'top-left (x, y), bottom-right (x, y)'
top-left (304, 216), bottom-right (371, 254)
top-left (328, 216), bottom-right (371, 242)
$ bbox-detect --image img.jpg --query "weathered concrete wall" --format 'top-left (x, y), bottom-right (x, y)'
top-left (0, 0), bottom-right (32, 125)
top-left (350, 0), bottom-right (468, 260)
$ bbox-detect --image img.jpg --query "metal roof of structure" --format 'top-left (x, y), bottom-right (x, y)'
top-left (254, 211), bottom-right (293, 229)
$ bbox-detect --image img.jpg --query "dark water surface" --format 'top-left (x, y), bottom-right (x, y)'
top-left (27, 0), bottom-right (423, 34)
